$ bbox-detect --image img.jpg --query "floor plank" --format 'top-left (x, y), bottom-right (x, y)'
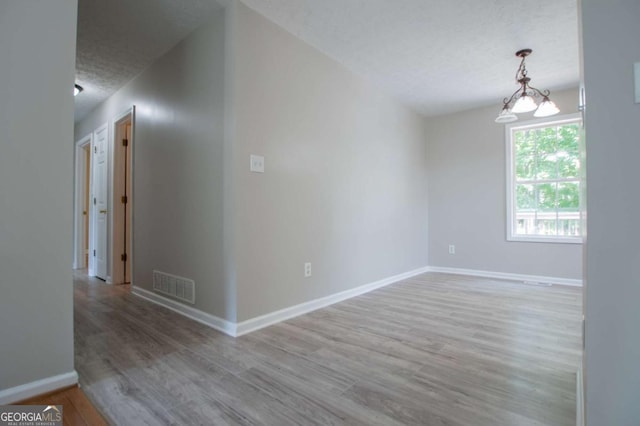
top-left (74, 270), bottom-right (582, 425)
top-left (18, 386), bottom-right (107, 426)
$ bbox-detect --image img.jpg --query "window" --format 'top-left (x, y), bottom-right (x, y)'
top-left (506, 114), bottom-right (583, 243)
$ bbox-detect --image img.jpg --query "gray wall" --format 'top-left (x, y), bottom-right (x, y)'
top-left (0, 1), bottom-right (77, 390)
top-left (74, 10), bottom-right (233, 320)
top-left (582, 0), bottom-right (640, 424)
top-left (426, 89), bottom-right (583, 280)
top-left (231, 3), bottom-right (429, 321)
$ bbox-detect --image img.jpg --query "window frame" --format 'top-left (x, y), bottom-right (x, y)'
top-left (505, 113), bottom-right (583, 244)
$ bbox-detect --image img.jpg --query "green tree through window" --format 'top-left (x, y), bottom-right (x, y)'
top-left (508, 116), bottom-right (583, 241)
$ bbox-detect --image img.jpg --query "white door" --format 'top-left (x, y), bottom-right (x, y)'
top-left (93, 125), bottom-right (109, 280)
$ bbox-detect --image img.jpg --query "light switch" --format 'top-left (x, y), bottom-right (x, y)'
top-left (635, 63), bottom-right (640, 104)
top-left (250, 155), bottom-right (264, 173)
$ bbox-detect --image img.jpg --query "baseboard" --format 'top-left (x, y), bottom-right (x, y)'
top-left (133, 266), bottom-right (577, 338)
top-left (576, 368), bottom-right (584, 426)
top-left (0, 371), bottom-right (78, 405)
top-left (235, 266), bottom-right (430, 336)
top-left (427, 266), bottom-right (583, 287)
top-left (133, 266), bottom-right (430, 337)
top-left (132, 286), bottom-right (237, 336)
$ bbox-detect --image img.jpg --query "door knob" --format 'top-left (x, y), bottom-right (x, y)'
top-left (99, 209), bottom-right (108, 214)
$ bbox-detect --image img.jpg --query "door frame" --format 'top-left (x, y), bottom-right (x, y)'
top-left (73, 133), bottom-right (93, 272)
top-left (112, 106), bottom-right (135, 285)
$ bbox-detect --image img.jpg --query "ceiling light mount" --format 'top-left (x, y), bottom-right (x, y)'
top-left (515, 48), bottom-right (532, 58)
top-left (495, 49), bottom-right (559, 123)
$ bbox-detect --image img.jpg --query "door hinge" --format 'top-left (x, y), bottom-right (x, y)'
top-left (121, 195), bottom-right (128, 204)
top-left (93, 250), bottom-right (96, 257)
top-left (122, 138), bottom-right (128, 147)
top-left (121, 253), bottom-right (128, 262)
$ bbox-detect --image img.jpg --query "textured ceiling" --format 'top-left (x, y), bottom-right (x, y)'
top-left (74, 0), bottom-right (223, 121)
top-left (240, 0), bottom-right (580, 116)
top-left (75, 0), bottom-right (579, 120)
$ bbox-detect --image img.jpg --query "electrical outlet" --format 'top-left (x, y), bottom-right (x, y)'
top-left (250, 154), bottom-right (265, 173)
top-left (448, 245), bottom-right (455, 255)
top-left (304, 262), bottom-right (312, 277)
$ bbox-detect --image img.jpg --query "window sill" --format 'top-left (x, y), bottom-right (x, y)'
top-left (507, 236), bottom-right (583, 244)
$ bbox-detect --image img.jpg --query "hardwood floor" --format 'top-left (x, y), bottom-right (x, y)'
top-left (74, 271), bottom-right (582, 425)
top-left (18, 385), bottom-right (107, 426)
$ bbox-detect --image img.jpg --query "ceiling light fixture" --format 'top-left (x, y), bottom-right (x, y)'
top-left (495, 49), bottom-right (559, 124)
top-left (74, 84), bottom-right (83, 96)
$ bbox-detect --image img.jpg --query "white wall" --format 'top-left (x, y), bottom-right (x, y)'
top-left (426, 89), bottom-right (583, 280)
top-left (0, 0), bottom-right (77, 392)
top-left (581, 0), bottom-right (640, 424)
top-left (74, 10), bottom-right (233, 320)
top-left (231, 2), bottom-right (429, 321)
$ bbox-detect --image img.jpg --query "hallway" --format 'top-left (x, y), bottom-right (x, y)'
top-left (73, 271), bottom-right (582, 425)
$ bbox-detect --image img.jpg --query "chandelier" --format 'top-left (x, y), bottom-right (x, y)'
top-left (495, 49), bottom-right (559, 123)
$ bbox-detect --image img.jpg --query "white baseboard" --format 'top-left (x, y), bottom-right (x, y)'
top-left (427, 266), bottom-right (583, 287)
top-left (132, 286), bottom-right (237, 336)
top-left (133, 266), bottom-right (430, 337)
top-left (0, 371), bottom-right (78, 405)
top-left (235, 266), bottom-right (430, 336)
top-left (133, 266), bottom-right (577, 338)
top-left (576, 368), bottom-right (584, 426)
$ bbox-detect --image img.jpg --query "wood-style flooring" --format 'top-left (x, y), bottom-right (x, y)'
top-left (74, 271), bottom-right (582, 425)
top-left (18, 385), bottom-right (107, 426)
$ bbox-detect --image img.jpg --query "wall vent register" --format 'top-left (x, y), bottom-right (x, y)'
top-left (152, 270), bottom-right (195, 304)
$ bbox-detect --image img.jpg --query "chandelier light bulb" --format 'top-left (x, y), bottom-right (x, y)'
top-left (533, 97), bottom-right (560, 117)
top-left (495, 108), bottom-right (518, 123)
top-left (511, 94), bottom-right (537, 113)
